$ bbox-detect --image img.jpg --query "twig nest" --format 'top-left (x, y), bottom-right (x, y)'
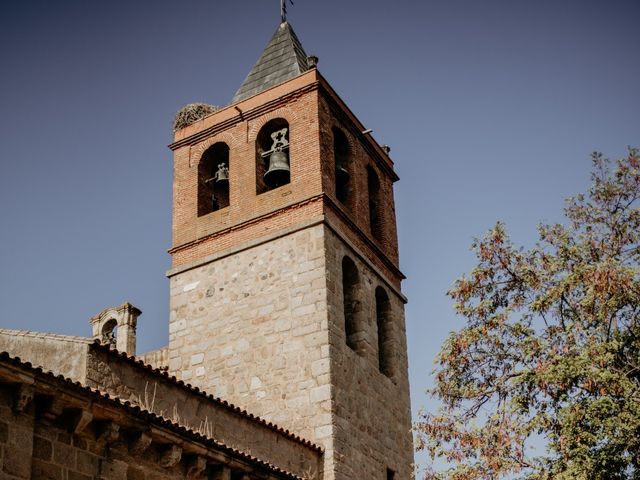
top-left (173, 103), bottom-right (219, 131)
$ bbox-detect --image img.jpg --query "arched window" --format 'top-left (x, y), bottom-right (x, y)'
top-left (375, 287), bottom-right (393, 377)
top-left (333, 127), bottom-right (350, 204)
top-left (342, 256), bottom-right (362, 353)
top-left (256, 118), bottom-right (290, 194)
top-left (101, 319), bottom-right (118, 347)
top-left (367, 166), bottom-right (383, 241)
top-left (198, 142), bottom-right (230, 216)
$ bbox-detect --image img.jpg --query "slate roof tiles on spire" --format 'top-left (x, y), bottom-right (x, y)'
top-left (232, 21), bottom-right (310, 104)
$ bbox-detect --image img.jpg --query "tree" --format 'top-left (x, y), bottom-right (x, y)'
top-left (415, 149), bottom-right (640, 480)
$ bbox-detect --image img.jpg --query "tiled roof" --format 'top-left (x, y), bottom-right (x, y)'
top-left (0, 351), bottom-right (307, 480)
top-left (90, 341), bottom-right (323, 453)
top-left (231, 21), bottom-right (310, 104)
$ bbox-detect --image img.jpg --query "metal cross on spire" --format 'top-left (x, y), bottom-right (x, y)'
top-left (280, 0), bottom-right (294, 22)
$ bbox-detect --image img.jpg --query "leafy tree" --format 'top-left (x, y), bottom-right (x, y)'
top-left (415, 149), bottom-right (640, 480)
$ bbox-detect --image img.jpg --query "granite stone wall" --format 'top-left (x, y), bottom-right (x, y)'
top-left (168, 224), bottom-right (334, 478)
top-left (168, 224), bottom-right (413, 479)
top-left (0, 330), bottom-right (89, 382)
top-left (323, 228), bottom-right (414, 480)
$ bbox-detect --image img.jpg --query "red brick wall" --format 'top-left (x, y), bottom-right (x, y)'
top-left (169, 71), bottom-right (402, 290)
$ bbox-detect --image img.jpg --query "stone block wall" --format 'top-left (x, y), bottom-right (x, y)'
top-left (139, 346), bottom-right (169, 369)
top-left (84, 344), bottom-right (322, 477)
top-left (0, 388), bottom-right (34, 479)
top-left (0, 329), bottom-right (89, 382)
top-left (323, 228), bottom-right (413, 480)
top-left (168, 223), bottom-right (413, 479)
top-left (168, 224), bottom-right (334, 477)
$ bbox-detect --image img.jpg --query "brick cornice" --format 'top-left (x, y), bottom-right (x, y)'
top-left (169, 82), bottom-right (320, 151)
top-left (168, 194), bottom-right (325, 256)
top-left (168, 192), bottom-right (405, 286)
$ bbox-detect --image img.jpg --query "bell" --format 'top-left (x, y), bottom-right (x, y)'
top-left (264, 150), bottom-right (290, 187)
top-left (214, 162), bottom-right (229, 183)
top-left (215, 168), bottom-right (228, 183)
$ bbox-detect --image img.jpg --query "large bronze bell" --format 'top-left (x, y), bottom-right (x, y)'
top-left (264, 150), bottom-right (290, 188)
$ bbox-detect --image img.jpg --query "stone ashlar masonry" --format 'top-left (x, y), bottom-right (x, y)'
top-left (0, 354), bottom-right (311, 480)
top-left (168, 224), bottom-right (334, 475)
top-left (0, 330), bottom-right (90, 383)
top-left (323, 228), bottom-right (413, 480)
top-left (167, 223), bottom-right (412, 479)
top-left (168, 224), bottom-right (328, 428)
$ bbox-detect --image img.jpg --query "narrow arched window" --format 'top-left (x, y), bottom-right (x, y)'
top-left (376, 287), bottom-right (393, 377)
top-left (256, 118), bottom-right (290, 194)
top-left (333, 127), bottom-right (350, 204)
top-left (198, 142), bottom-right (230, 216)
top-left (342, 256), bottom-right (361, 353)
top-left (367, 166), bottom-right (383, 241)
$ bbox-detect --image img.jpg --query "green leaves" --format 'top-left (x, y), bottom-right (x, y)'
top-left (416, 149), bottom-right (640, 479)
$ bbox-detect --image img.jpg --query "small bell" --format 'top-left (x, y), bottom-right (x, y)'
top-left (264, 150), bottom-right (290, 188)
top-left (214, 162), bottom-right (229, 183)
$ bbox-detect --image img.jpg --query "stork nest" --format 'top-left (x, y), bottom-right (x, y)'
top-left (173, 103), bottom-right (220, 131)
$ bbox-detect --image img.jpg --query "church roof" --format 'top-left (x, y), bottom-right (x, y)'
top-left (231, 21), bottom-right (310, 104)
top-left (0, 351), bottom-right (307, 480)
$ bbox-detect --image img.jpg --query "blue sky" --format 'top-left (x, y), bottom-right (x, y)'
top-left (1, 0), bottom-right (638, 469)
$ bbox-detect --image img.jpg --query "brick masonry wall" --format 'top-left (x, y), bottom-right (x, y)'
top-left (170, 86), bottom-right (323, 266)
top-left (316, 95), bottom-right (399, 268)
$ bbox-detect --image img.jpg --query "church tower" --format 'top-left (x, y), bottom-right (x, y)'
top-left (167, 21), bottom-right (413, 479)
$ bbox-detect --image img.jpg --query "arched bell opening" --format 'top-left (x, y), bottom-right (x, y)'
top-left (375, 286), bottom-right (394, 378)
top-left (342, 256), bottom-right (364, 355)
top-left (256, 118), bottom-right (290, 194)
top-left (367, 165), bottom-right (383, 242)
top-left (101, 319), bottom-right (118, 347)
top-left (198, 142), bottom-right (230, 217)
top-left (333, 127), bottom-right (351, 205)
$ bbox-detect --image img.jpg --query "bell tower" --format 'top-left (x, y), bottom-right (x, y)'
top-left (167, 21), bottom-right (413, 479)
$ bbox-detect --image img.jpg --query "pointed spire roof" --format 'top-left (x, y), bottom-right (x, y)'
top-left (231, 21), bottom-right (310, 104)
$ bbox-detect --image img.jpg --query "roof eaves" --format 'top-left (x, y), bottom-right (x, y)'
top-left (0, 351), bottom-right (308, 480)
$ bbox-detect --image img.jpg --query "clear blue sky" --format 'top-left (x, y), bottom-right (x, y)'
top-left (1, 0), bottom-right (638, 467)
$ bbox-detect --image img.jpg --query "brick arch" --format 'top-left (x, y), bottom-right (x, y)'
top-left (248, 107), bottom-right (297, 142)
top-left (331, 123), bottom-right (357, 155)
top-left (190, 131), bottom-right (239, 168)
